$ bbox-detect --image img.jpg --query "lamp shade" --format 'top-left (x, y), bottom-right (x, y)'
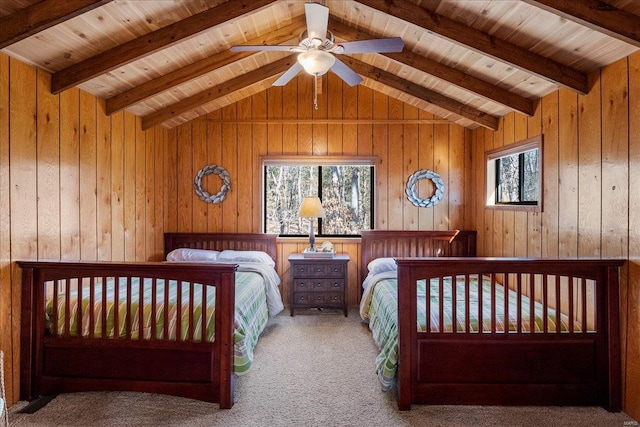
top-left (297, 50), bottom-right (335, 76)
top-left (298, 196), bottom-right (325, 218)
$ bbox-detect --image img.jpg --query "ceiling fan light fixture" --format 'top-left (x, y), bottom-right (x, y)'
top-left (298, 50), bottom-right (335, 76)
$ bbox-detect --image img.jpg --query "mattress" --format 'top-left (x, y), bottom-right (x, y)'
top-left (360, 273), bottom-right (577, 390)
top-left (45, 264), bottom-right (283, 375)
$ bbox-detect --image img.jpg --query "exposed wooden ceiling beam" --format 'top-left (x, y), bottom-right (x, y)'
top-left (341, 57), bottom-right (500, 130)
top-left (382, 51), bottom-right (535, 117)
top-left (0, 0), bottom-right (112, 49)
top-left (358, 0), bottom-right (589, 94)
top-left (106, 16), bottom-right (305, 115)
top-left (141, 55), bottom-right (297, 130)
top-left (522, 0), bottom-right (640, 47)
top-left (50, 0), bottom-right (275, 94)
top-left (204, 119), bottom-right (452, 125)
top-left (328, 19), bottom-right (535, 117)
top-left (144, 51), bottom-right (499, 131)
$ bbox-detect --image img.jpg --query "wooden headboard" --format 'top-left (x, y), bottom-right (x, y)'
top-left (164, 233), bottom-right (278, 263)
top-left (359, 230), bottom-right (477, 280)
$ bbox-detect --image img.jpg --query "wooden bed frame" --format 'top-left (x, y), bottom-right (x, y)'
top-left (360, 230), bottom-right (624, 411)
top-left (19, 232), bottom-right (277, 409)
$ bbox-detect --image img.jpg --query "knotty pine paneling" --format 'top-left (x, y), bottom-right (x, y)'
top-left (416, 110), bottom-right (434, 231)
top-left (36, 71), bottom-right (61, 262)
top-left (602, 56), bottom-right (632, 417)
top-left (0, 53), bottom-right (167, 405)
top-left (628, 51), bottom-right (640, 421)
top-left (558, 90), bottom-right (579, 258)
top-left (0, 52), bottom-right (9, 408)
top-left (111, 110), bottom-right (125, 261)
top-left (60, 87), bottom-right (80, 260)
top-left (541, 92), bottom-right (560, 259)
top-left (97, 100), bottom-right (113, 261)
top-left (164, 72), bottom-right (471, 317)
top-left (9, 57), bottom-right (37, 404)
top-left (468, 52), bottom-right (640, 419)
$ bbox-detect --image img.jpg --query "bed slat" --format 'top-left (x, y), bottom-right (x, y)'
top-left (126, 276), bottom-right (132, 339)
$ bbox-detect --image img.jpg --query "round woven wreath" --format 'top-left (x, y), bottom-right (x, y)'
top-left (405, 169), bottom-right (445, 208)
top-left (194, 164), bottom-right (231, 204)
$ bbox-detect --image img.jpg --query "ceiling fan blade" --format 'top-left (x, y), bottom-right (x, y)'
top-left (337, 37), bottom-right (404, 54)
top-left (330, 58), bottom-right (363, 87)
top-left (230, 45), bottom-right (297, 52)
top-left (272, 62), bottom-right (304, 86)
top-left (305, 2), bottom-right (329, 40)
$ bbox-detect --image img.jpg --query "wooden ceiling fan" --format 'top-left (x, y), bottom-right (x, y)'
top-left (231, 2), bottom-right (403, 108)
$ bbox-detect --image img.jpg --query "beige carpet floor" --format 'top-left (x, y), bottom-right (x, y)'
top-left (8, 308), bottom-right (639, 427)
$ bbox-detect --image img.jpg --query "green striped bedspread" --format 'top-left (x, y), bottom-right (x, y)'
top-left (46, 268), bottom-right (276, 375)
top-left (360, 274), bottom-right (570, 390)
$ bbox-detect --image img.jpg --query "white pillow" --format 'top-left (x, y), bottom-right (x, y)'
top-left (367, 257), bottom-right (397, 275)
top-left (166, 248), bottom-right (220, 262)
top-left (218, 250), bottom-right (275, 267)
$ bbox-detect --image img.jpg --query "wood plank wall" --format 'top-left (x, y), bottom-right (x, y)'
top-left (0, 53), bottom-right (168, 405)
top-left (162, 72), bottom-right (470, 316)
top-left (4, 48), bottom-right (638, 418)
top-left (468, 52), bottom-right (640, 419)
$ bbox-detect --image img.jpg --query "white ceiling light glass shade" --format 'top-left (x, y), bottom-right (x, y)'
top-left (297, 50), bottom-right (335, 76)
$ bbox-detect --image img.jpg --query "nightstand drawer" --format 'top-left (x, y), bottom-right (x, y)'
top-left (293, 279), bottom-right (311, 292)
top-left (293, 293), bottom-right (312, 306)
top-left (310, 278), bottom-right (344, 292)
top-left (293, 263), bottom-right (345, 278)
top-left (294, 278), bottom-right (344, 292)
top-left (309, 292), bottom-right (344, 306)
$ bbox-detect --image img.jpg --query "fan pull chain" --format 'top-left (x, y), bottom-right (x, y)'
top-left (313, 75), bottom-right (319, 110)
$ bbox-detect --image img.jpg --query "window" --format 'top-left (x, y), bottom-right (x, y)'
top-left (263, 157), bottom-right (375, 236)
top-left (485, 136), bottom-right (542, 211)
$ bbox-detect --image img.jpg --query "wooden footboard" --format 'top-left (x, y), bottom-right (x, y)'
top-left (18, 232), bottom-right (277, 409)
top-left (395, 258), bottom-right (624, 411)
top-left (19, 261), bottom-right (237, 408)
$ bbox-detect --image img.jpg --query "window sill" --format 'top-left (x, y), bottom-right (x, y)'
top-left (276, 236), bottom-right (362, 244)
top-left (485, 204), bottom-right (541, 212)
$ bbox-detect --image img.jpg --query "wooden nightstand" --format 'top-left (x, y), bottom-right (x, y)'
top-left (288, 254), bottom-right (349, 317)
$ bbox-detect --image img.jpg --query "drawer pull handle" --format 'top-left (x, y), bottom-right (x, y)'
top-left (316, 268), bottom-right (322, 272)
top-left (333, 268), bottom-right (339, 272)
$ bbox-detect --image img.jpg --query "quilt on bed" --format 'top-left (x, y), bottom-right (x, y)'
top-left (45, 262), bottom-right (283, 375)
top-left (360, 272), bottom-right (573, 390)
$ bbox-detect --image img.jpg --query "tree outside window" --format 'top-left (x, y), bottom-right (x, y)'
top-left (264, 160), bottom-right (374, 236)
top-left (496, 148), bottom-right (539, 204)
top-left (485, 136), bottom-right (542, 211)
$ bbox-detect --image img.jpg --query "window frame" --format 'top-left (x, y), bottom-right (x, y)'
top-left (261, 155), bottom-right (379, 237)
top-left (485, 136), bottom-right (543, 212)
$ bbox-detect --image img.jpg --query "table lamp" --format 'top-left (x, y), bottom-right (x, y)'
top-left (298, 196), bottom-right (325, 252)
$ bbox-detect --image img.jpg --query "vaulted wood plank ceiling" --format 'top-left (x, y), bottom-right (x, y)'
top-left (1, 0), bottom-right (638, 130)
